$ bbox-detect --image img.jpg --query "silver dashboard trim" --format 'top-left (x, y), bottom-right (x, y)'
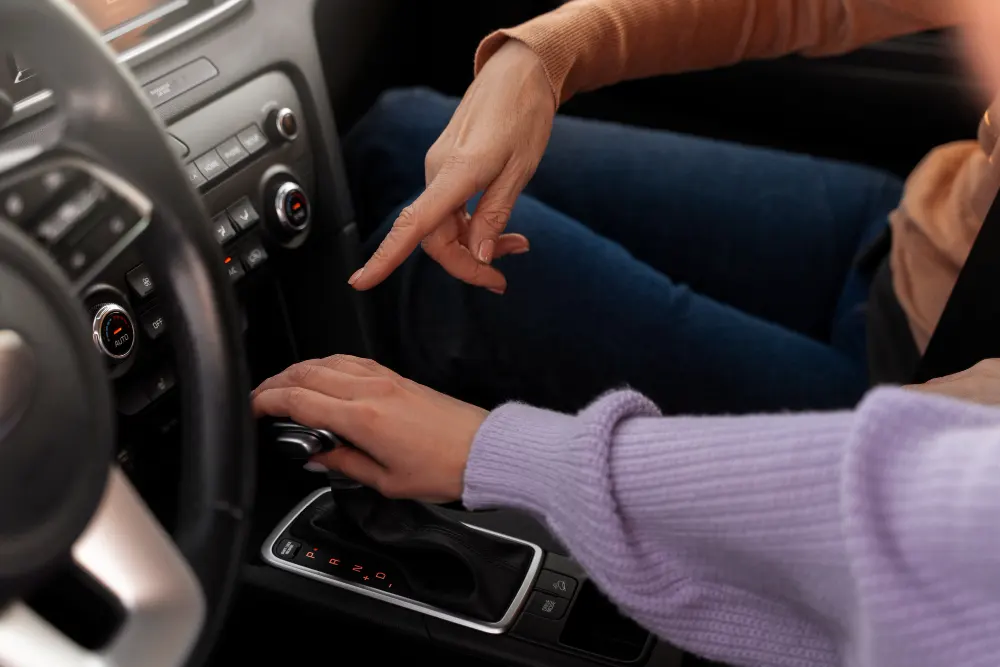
top-left (262, 488), bottom-right (545, 635)
top-left (5, 0), bottom-right (251, 126)
top-left (118, 0), bottom-right (251, 67)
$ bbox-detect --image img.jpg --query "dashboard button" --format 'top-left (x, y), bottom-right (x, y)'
top-left (241, 242), bottom-right (269, 272)
top-left (126, 264), bottom-right (156, 299)
top-left (183, 163), bottom-right (207, 190)
top-left (143, 58), bottom-right (218, 108)
top-left (237, 124), bottom-right (268, 154)
top-left (211, 213), bottom-right (238, 245)
top-left (145, 365), bottom-right (177, 402)
top-left (140, 305), bottom-right (167, 341)
top-left (226, 197), bottom-right (259, 231)
top-left (224, 255), bottom-right (245, 283)
top-left (194, 149), bottom-right (228, 182)
top-left (168, 135), bottom-right (189, 159)
top-left (216, 137), bottom-right (249, 168)
top-left (267, 107), bottom-right (299, 142)
top-left (92, 304), bottom-right (136, 361)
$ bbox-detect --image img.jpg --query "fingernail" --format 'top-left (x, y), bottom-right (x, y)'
top-left (478, 239), bottom-right (495, 264)
top-left (488, 287), bottom-right (505, 295)
top-left (303, 461), bottom-right (329, 473)
top-left (348, 268), bottom-right (365, 286)
top-left (511, 245), bottom-right (530, 255)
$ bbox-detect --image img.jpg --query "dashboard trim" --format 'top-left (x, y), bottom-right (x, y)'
top-left (262, 488), bottom-right (545, 635)
top-left (5, 0), bottom-right (251, 127)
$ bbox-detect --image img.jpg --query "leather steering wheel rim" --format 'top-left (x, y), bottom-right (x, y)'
top-left (0, 1), bottom-right (254, 665)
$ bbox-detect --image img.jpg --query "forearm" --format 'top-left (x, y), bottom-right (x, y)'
top-left (476, 0), bottom-right (959, 104)
top-left (464, 389), bottom-right (1000, 666)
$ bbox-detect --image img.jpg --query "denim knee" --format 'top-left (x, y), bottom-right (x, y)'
top-left (345, 87), bottom-right (458, 164)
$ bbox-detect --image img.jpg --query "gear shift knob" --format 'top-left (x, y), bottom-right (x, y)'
top-left (265, 419), bottom-right (340, 459)
top-left (262, 418), bottom-right (362, 491)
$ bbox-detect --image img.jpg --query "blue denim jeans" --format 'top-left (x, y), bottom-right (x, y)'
top-left (343, 88), bottom-right (904, 414)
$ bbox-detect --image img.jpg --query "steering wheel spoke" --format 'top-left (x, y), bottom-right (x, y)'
top-left (0, 468), bottom-right (205, 667)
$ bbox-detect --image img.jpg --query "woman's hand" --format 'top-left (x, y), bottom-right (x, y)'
top-left (349, 39), bottom-right (556, 294)
top-left (252, 355), bottom-right (486, 503)
top-left (907, 359), bottom-right (1000, 407)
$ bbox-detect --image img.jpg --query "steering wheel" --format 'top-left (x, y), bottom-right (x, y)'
top-left (0, 1), bottom-right (253, 666)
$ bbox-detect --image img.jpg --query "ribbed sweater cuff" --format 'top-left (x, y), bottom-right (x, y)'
top-left (463, 391), bottom-right (658, 516)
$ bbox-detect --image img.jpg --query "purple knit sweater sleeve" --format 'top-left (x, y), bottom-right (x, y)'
top-left (463, 388), bottom-right (1000, 667)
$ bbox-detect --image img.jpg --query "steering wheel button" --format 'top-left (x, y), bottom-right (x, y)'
top-left (194, 149), bottom-right (228, 182)
top-left (224, 256), bottom-right (246, 283)
top-left (211, 214), bottom-right (237, 245)
top-left (216, 137), bottom-right (250, 168)
top-left (237, 124), bottom-right (268, 154)
top-left (140, 305), bottom-right (167, 341)
top-left (35, 180), bottom-right (106, 244)
top-left (226, 197), bottom-right (259, 231)
top-left (126, 264), bottom-right (155, 299)
top-left (183, 163), bottom-right (207, 190)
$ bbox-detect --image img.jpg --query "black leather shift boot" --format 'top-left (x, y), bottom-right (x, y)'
top-left (288, 487), bottom-right (534, 623)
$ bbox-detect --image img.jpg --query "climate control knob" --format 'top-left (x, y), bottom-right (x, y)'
top-left (91, 303), bottom-right (136, 361)
top-left (270, 180), bottom-right (312, 235)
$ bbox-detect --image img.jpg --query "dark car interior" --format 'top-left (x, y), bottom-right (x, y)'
top-left (0, 1), bottom-right (986, 666)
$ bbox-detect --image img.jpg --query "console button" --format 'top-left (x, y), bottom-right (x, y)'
top-left (194, 150), bottom-right (228, 182)
top-left (140, 305), bottom-right (167, 341)
top-left (126, 264), bottom-right (156, 299)
top-left (183, 163), bottom-right (207, 190)
top-left (535, 570), bottom-right (577, 599)
top-left (224, 255), bottom-right (245, 283)
top-left (168, 134), bottom-right (189, 159)
top-left (211, 213), bottom-right (238, 245)
top-left (145, 365), bottom-right (176, 402)
top-left (524, 591), bottom-right (568, 620)
top-left (216, 137), bottom-right (249, 168)
top-left (241, 242), bottom-right (269, 272)
top-left (226, 197), bottom-right (259, 231)
top-left (236, 124), bottom-right (268, 155)
top-left (275, 539), bottom-right (301, 561)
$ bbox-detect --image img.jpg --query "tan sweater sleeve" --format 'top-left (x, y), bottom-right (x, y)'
top-left (476, 0), bottom-right (961, 105)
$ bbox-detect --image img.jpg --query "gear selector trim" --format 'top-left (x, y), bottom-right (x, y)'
top-left (262, 488), bottom-right (544, 634)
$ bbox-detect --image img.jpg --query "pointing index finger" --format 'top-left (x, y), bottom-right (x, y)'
top-left (352, 164), bottom-right (478, 291)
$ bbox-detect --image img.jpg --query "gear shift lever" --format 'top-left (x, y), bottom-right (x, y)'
top-left (263, 420), bottom-right (536, 623)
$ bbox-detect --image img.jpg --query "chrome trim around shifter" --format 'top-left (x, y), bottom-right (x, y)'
top-left (5, 0), bottom-right (251, 127)
top-left (262, 488), bottom-right (545, 635)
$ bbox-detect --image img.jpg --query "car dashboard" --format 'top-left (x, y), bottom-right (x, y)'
top-left (0, 2), bottom-right (684, 666)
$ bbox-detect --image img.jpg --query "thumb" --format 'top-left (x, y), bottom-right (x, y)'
top-left (467, 165), bottom-right (523, 265)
